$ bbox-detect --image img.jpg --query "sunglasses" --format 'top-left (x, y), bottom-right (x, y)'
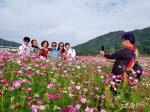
top-left (52, 45), bottom-right (56, 47)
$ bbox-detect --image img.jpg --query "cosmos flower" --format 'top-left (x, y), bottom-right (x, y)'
top-left (47, 83), bottom-right (54, 89)
top-left (47, 94), bottom-right (55, 100)
top-left (12, 81), bottom-right (21, 88)
top-left (26, 71), bottom-right (32, 77)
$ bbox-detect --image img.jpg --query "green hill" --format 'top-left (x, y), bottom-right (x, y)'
top-left (73, 27), bottom-right (150, 56)
top-left (0, 38), bottom-right (21, 47)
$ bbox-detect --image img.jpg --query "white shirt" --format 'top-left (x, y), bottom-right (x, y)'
top-left (66, 48), bottom-right (76, 58)
top-left (18, 44), bottom-right (32, 55)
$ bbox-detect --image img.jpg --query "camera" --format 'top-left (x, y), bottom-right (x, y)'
top-left (101, 45), bottom-right (104, 51)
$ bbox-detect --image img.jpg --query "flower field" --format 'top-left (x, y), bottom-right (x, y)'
top-left (0, 52), bottom-right (150, 112)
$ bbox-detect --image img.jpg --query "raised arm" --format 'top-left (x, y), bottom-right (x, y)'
top-left (100, 49), bottom-right (132, 59)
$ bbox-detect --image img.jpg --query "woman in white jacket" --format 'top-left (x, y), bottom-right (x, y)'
top-left (18, 37), bottom-right (32, 55)
top-left (65, 43), bottom-right (76, 60)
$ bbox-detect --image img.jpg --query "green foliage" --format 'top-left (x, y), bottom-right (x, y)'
top-left (73, 27), bottom-right (150, 56)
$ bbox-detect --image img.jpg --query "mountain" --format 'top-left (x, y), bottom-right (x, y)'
top-left (0, 38), bottom-right (21, 47)
top-left (73, 27), bottom-right (150, 56)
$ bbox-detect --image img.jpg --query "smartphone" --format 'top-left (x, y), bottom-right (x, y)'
top-left (101, 45), bottom-right (104, 51)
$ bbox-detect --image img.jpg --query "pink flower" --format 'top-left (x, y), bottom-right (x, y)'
top-left (27, 96), bottom-right (32, 100)
top-left (9, 87), bottom-right (14, 91)
top-left (95, 87), bottom-right (99, 91)
top-left (0, 71), bottom-right (3, 75)
top-left (0, 53), bottom-right (4, 58)
top-left (99, 71), bottom-right (103, 75)
top-left (61, 110), bottom-right (69, 112)
top-left (27, 102), bottom-right (32, 106)
top-left (21, 79), bottom-right (28, 83)
top-left (75, 104), bottom-right (81, 110)
top-left (109, 73), bottom-right (114, 78)
top-left (135, 88), bottom-right (139, 92)
top-left (102, 79), bottom-right (107, 84)
top-left (67, 68), bottom-right (72, 71)
top-left (141, 71), bottom-right (146, 77)
top-left (65, 74), bottom-right (71, 78)
top-left (2, 79), bottom-right (9, 86)
top-left (55, 94), bottom-right (61, 100)
top-left (101, 95), bottom-right (106, 99)
top-left (26, 88), bottom-right (32, 92)
top-left (83, 88), bottom-right (88, 92)
top-left (17, 70), bottom-right (23, 74)
top-left (69, 105), bottom-right (76, 112)
top-left (85, 107), bottom-right (93, 112)
top-left (12, 81), bottom-right (21, 88)
top-left (26, 71), bottom-right (32, 77)
top-left (30, 105), bottom-right (40, 112)
top-left (85, 80), bottom-right (91, 84)
top-left (101, 109), bottom-right (107, 112)
top-left (57, 68), bottom-right (61, 71)
top-left (116, 75), bottom-right (122, 79)
top-left (80, 97), bottom-right (87, 104)
top-left (47, 83), bottom-right (54, 89)
top-left (47, 94), bottom-right (55, 100)
top-left (36, 99), bottom-right (43, 104)
top-left (110, 80), bottom-right (116, 85)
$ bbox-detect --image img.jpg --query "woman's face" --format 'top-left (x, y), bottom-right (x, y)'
top-left (52, 43), bottom-right (57, 50)
top-left (33, 40), bottom-right (38, 46)
top-left (59, 43), bottom-right (64, 50)
top-left (43, 42), bottom-right (48, 48)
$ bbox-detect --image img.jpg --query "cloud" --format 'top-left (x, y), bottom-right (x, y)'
top-left (0, 0), bottom-right (150, 47)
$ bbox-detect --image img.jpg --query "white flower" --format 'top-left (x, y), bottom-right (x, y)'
top-left (36, 70), bottom-right (40, 74)
top-left (77, 66), bottom-right (81, 69)
top-left (34, 93), bottom-right (39, 98)
top-left (98, 66), bottom-right (101, 69)
top-left (39, 106), bottom-right (45, 110)
top-left (114, 88), bottom-right (117, 91)
top-left (76, 86), bottom-right (81, 90)
top-left (62, 91), bottom-right (67, 93)
top-left (68, 87), bottom-right (72, 90)
top-left (53, 105), bottom-right (61, 111)
top-left (64, 70), bottom-right (67, 73)
top-left (16, 60), bottom-right (21, 64)
top-left (70, 80), bottom-right (75, 85)
top-left (100, 76), bottom-right (104, 79)
top-left (112, 75), bottom-right (116, 79)
top-left (27, 66), bottom-right (31, 69)
top-left (69, 93), bottom-right (74, 97)
top-left (46, 59), bottom-right (49, 62)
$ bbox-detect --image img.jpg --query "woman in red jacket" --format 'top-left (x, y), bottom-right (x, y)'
top-left (39, 40), bottom-right (51, 58)
top-left (57, 42), bottom-right (67, 60)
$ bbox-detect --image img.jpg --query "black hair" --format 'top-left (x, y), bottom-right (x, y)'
top-left (31, 39), bottom-right (36, 45)
top-left (23, 37), bottom-right (30, 42)
top-left (122, 32), bottom-right (135, 44)
top-left (31, 39), bottom-right (39, 48)
top-left (57, 42), bottom-right (65, 52)
top-left (41, 40), bottom-right (49, 47)
top-left (65, 43), bottom-right (70, 47)
top-left (51, 42), bottom-right (57, 45)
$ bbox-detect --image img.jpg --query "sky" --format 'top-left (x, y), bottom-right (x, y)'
top-left (0, 0), bottom-right (150, 47)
